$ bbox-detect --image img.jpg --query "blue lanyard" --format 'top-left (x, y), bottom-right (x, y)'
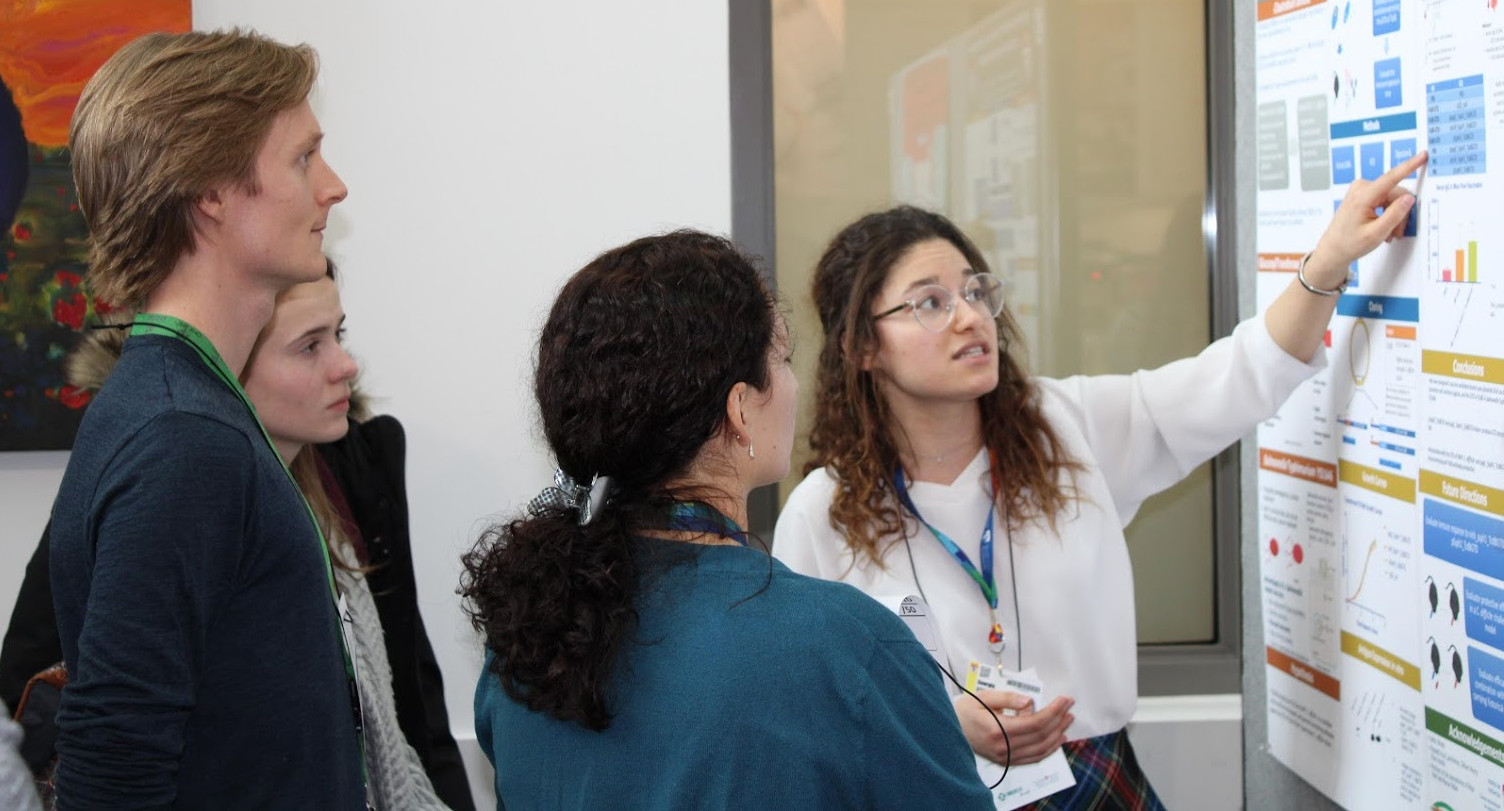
top-left (894, 467), bottom-right (1006, 654)
top-left (666, 502), bottom-right (747, 545)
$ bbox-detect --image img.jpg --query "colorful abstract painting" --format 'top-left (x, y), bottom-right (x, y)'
top-left (0, 0), bottom-right (191, 451)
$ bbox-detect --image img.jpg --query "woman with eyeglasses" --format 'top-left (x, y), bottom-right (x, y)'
top-left (774, 152), bottom-right (1425, 808)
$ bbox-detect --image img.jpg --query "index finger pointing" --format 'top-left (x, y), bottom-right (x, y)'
top-left (1371, 150), bottom-right (1428, 195)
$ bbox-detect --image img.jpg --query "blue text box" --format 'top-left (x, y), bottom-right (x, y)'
top-left (1333, 146), bottom-right (1356, 184)
top-left (1374, 0), bottom-right (1401, 35)
top-left (1391, 138), bottom-right (1417, 176)
top-left (1469, 646), bottom-right (1504, 731)
top-left (1425, 498), bottom-right (1504, 581)
top-left (1361, 142), bottom-right (1386, 180)
top-left (1465, 578), bottom-right (1504, 651)
top-left (1332, 112), bottom-right (1418, 140)
top-left (1336, 295), bottom-right (1419, 321)
top-left (1375, 58), bottom-right (1403, 108)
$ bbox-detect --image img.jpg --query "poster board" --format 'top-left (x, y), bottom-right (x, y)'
top-left (1255, 1), bottom-right (1504, 807)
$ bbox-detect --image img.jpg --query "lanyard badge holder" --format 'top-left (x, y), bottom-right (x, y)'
top-left (894, 465), bottom-right (1009, 666)
top-left (130, 314), bottom-right (370, 793)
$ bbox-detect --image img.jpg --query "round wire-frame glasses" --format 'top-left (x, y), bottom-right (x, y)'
top-left (872, 273), bottom-right (1006, 333)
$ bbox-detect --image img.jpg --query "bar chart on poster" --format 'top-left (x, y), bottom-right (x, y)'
top-left (1255, 0), bottom-right (1504, 808)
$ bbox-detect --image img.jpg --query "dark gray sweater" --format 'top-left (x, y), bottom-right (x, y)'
top-left (49, 334), bottom-right (364, 809)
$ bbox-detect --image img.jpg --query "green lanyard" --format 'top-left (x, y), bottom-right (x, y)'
top-left (130, 313), bottom-right (369, 785)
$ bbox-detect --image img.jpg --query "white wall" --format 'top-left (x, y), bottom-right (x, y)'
top-left (1130, 696), bottom-right (1242, 809)
top-left (0, 453), bottom-right (65, 628)
top-left (0, 0), bottom-right (730, 802)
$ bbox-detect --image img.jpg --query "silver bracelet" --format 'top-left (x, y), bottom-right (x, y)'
top-left (1297, 251), bottom-right (1347, 297)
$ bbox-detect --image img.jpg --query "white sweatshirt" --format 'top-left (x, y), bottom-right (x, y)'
top-left (774, 316), bottom-right (1323, 739)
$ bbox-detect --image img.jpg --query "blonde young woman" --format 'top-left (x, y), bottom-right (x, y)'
top-left (775, 153), bottom-right (1428, 808)
top-left (241, 269), bottom-right (458, 810)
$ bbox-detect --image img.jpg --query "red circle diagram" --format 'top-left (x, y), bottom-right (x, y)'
top-left (1269, 538), bottom-right (1280, 556)
top-left (1292, 544), bottom-right (1304, 565)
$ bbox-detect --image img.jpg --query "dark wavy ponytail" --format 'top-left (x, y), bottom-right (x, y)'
top-left (460, 230), bottom-right (776, 730)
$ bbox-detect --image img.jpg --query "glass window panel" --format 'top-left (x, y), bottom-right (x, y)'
top-left (771, 0), bottom-right (1212, 644)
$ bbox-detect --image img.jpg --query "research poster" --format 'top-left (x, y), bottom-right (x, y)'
top-left (1256, 0), bottom-right (1504, 807)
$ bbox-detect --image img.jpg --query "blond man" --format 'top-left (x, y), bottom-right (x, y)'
top-left (48, 29), bottom-right (361, 808)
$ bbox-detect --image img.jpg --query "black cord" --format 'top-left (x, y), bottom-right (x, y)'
top-left (1001, 500), bottom-right (1022, 672)
top-left (91, 320), bottom-right (224, 380)
top-left (903, 523), bottom-right (1012, 790)
top-left (935, 660), bottom-right (1010, 790)
top-left (902, 524), bottom-right (932, 608)
top-left (901, 493), bottom-right (1023, 674)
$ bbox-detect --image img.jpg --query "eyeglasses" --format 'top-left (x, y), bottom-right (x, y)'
top-left (872, 273), bottom-right (1006, 333)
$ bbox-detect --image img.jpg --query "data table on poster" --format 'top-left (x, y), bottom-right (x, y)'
top-left (1425, 75), bottom-right (1486, 177)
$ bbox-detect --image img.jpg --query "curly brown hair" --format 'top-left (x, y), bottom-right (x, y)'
top-left (807, 205), bottom-right (1081, 564)
top-left (460, 231), bottom-right (778, 731)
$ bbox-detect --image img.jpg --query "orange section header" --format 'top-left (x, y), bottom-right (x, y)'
top-left (1258, 0), bottom-right (1326, 21)
top-left (1267, 647), bottom-right (1341, 699)
top-left (1257, 253), bottom-right (1305, 273)
top-left (1259, 448), bottom-right (1338, 488)
top-left (1386, 325), bottom-right (1417, 340)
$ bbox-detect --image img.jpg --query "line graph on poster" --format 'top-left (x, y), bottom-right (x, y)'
top-left (1341, 523), bottom-right (1414, 638)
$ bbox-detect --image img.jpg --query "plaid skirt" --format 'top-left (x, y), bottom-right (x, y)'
top-left (1020, 729), bottom-right (1166, 811)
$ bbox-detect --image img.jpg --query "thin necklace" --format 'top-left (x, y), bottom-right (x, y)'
top-left (911, 433), bottom-right (984, 464)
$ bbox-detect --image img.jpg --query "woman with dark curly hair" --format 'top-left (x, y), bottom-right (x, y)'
top-left (774, 153), bottom-right (1427, 808)
top-left (461, 230), bottom-right (991, 809)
